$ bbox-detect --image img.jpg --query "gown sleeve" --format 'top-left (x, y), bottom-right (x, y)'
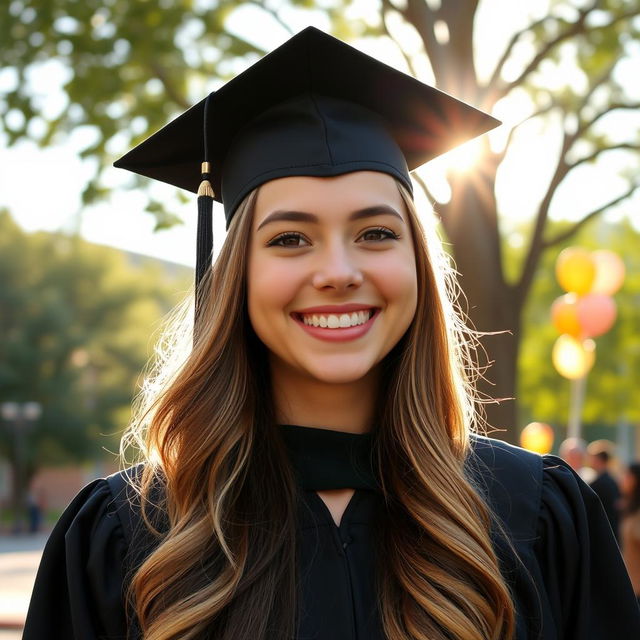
top-left (535, 455), bottom-right (640, 639)
top-left (23, 479), bottom-right (129, 640)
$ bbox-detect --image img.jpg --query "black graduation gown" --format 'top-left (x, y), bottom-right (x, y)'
top-left (23, 433), bottom-right (640, 639)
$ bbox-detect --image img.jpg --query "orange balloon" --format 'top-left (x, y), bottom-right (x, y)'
top-left (576, 294), bottom-right (617, 338)
top-left (555, 248), bottom-right (595, 295)
top-left (520, 422), bottom-right (554, 454)
top-left (551, 294), bottom-right (581, 337)
top-left (552, 335), bottom-right (596, 379)
top-left (591, 250), bottom-right (625, 295)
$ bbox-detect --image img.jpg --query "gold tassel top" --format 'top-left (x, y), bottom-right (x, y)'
top-left (197, 180), bottom-right (215, 198)
top-left (198, 161), bottom-right (215, 197)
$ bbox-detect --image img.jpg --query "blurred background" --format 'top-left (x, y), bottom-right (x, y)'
top-left (0, 0), bottom-right (639, 630)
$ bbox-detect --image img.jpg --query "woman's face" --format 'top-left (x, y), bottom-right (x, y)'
top-left (247, 171), bottom-right (418, 385)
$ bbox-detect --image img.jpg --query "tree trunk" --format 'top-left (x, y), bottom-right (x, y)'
top-left (474, 323), bottom-right (521, 444)
top-left (439, 166), bottom-right (522, 443)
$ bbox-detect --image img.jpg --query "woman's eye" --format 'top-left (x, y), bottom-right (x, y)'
top-left (358, 227), bottom-right (399, 242)
top-left (266, 232), bottom-right (309, 248)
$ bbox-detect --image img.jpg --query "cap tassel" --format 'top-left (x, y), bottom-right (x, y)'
top-left (195, 161), bottom-right (214, 329)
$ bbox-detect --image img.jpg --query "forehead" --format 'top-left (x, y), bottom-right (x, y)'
top-left (253, 171), bottom-right (408, 228)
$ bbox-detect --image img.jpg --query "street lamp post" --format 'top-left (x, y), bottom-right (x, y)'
top-left (1, 401), bottom-right (42, 533)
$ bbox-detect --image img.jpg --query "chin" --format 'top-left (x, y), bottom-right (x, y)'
top-left (299, 357), bottom-right (379, 385)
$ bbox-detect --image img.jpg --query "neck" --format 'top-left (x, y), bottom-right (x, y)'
top-left (270, 361), bottom-right (380, 435)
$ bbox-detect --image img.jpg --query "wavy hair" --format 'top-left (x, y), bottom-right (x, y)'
top-left (122, 181), bottom-right (515, 639)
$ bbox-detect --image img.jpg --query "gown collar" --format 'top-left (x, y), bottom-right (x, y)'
top-left (280, 424), bottom-right (380, 492)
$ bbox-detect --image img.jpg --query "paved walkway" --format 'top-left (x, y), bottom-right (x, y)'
top-left (0, 532), bottom-right (49, 635)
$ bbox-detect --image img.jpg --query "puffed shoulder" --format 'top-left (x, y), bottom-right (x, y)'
top-left (468, 435), bottom-right (618, 542)
top-left (535, 455), bottom-right (640, 638)
top-left (469, 436), bottom-right (640, 638)
top-left (23, 477), bottom-right (131, 640)
top-left (468, 434), bottom-right (543, 541)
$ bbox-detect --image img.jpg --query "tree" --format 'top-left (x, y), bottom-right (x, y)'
top-left (2, 0), bottom-right (639, 440)
top-left (376, 0), bottom-right (640, 440)
top-left (0, 211), bottom-right (188, 527)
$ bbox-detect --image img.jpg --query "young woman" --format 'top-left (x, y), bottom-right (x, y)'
top-left (621, 462), bottom-right (640, 604)
top-left (24, 27), bottom-right (639, 640)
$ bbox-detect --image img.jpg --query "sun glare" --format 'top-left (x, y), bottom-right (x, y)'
top-left (432, 138), bottom-right (485, 174)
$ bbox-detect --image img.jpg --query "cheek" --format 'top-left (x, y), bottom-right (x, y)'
top-left (370, 252), bottom-right (417, 311)
top-left (247, 256), bottom-right (303, 325)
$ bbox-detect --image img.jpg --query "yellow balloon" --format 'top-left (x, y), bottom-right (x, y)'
top-left (551, 294), bottom-right (581, 337)
top-left (552, 335), bottom-right (595, 379)
top-left (520, 422), bottom-right (554, 454)
top-left (555, 248), bottom-right (596, 295)
top-left (591, 250), bottom-right (626, 295)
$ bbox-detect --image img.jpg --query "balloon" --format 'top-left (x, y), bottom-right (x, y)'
top-left (520, 422), bottom-right (554, 454)
top-left (555, 248), bottom-right (595, 295)
top-left (576, 294), bottom-right (617, 338)
top-left (591, 250), bottom-right (625, 295)
top-left (552, 334), bottom-right (596, 379)
top-left (551, 294), bottom-right (581, 337)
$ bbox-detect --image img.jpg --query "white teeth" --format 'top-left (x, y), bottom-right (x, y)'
top-left (300, 310), bottom-right (373, 328)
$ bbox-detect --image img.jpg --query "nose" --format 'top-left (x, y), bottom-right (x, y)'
top-left (311, 243), bottom-right (363, 291)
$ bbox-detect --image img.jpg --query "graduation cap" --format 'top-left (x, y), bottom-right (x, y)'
top-left (114, 26), bottom-right (499, 322)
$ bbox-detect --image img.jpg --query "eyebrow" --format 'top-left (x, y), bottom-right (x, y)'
top-left (256, 205), bottom-right (404, 231)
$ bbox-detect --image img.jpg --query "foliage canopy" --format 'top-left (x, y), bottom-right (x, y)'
top-left (0, 211), bottom-right (190, 472)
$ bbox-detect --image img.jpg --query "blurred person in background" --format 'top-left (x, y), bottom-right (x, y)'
top-left (26, 488), bottom-right (44, 534)
top-left (587, 439), bottom-right (621, 541)
top-left (559, 437), bottom-right (595, 483)
top-left (620, 462), bottom-right (640, 605)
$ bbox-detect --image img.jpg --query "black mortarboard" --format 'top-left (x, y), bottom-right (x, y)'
top-left (114, 26), bottom-right (499, 322)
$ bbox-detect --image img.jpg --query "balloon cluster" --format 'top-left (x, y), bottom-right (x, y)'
top-left (551, 248), bottom-right (625, 379)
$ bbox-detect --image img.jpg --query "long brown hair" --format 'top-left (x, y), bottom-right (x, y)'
top-left (122, 182), bottom-right (515, 639)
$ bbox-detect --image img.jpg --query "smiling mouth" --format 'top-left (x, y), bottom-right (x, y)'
top-left (294, 309), bottom-right (377, 329)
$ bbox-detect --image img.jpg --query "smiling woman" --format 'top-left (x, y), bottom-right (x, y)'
top-left (248, 172), bottom-right (417, 396)
top-left (24, 27), bottom-right (639, 640)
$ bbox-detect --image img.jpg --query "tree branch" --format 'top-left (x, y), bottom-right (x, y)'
top-left (405, 0), bottom-right (436, 25)
top-left (581, 58), bottom-right (618, 105)
top-left (495, 100), bottom-right (560, 164)
top-left (149, 62), bottom-right (190, 110)
top-left (567, 143), bottom-right (640, 173)
top-left (381, 0), bottom-right (420, 78)
top-left (542, 182), bottom-right (640, 249)
top-left (572, 102), bottom-right (640, 144)
top-left (504, 3), bottom-right (596, 95)
top-left (245, 0), bottom-right (294, 35)
top-left (485, 14), bottom-right (553, 93)
top-left (404, 0), bottom-right (443, 81)
top-left (488, 4), bottom-right (639, 104)
top-left (514, 130), bottom-right (572, 303)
